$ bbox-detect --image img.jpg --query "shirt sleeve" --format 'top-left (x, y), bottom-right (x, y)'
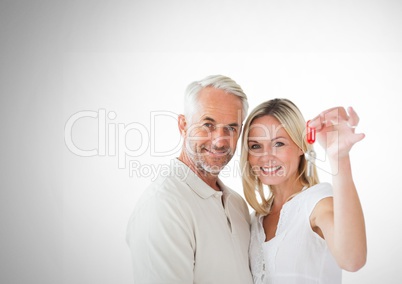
top-left (126, 190), bottom-right (195, 284)
top-left (305, 182), bottom-right (333, 216)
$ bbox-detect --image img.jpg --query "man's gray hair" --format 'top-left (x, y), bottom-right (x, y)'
top-left (183, 75), bottom-right (249, 124)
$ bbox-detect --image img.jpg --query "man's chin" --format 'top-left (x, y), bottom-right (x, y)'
top-left (203, 168), bottom-right (222, 176)
top-left (192, 154), bottom-right (234, 174)
top-left (200, 162), bottom-right (228, 175)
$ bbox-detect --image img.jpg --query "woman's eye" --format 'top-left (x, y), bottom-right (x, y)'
top-left (249, 144), bottom-right (261, 150)
top-left (274, 141), bottom-right (284, 147)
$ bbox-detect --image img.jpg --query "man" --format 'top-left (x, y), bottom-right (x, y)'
top-left (126, 75), bottom-right (253, 283)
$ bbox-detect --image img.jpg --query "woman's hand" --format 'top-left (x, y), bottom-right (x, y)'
top-left (308, 106), bottom-right (365, 159)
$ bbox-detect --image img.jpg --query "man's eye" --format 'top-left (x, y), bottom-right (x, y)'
top-left (226, 126), bottom-right (237, 132)
top-left (203, 123), bottom-right (215, 129)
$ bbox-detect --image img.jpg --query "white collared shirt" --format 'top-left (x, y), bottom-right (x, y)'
top-left (127, 159), bottom-right (253, 284)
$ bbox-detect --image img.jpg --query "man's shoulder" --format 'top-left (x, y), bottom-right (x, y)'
top-left (129, 173), bottom-right (191, 223)
top-left (140, 171), bottom-right (189, 200)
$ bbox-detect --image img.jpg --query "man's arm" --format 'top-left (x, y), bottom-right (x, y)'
top-left (127, 194), bottom-right (195, 283)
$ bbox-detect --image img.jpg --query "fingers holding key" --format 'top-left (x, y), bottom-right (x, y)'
top-left (307, 106), bottom-right (365, 157)
top-left (308, 106), bottom-right (363, 131)
top-left (346, 106), bottom-right (360, 129)
top-left (308, 107), bottom-right (348, 131)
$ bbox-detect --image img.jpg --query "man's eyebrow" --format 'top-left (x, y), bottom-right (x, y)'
top-left (228, 122), bottom-right (240, 128)
top-left (202, 117), bottom-right (216, 123)
top-left (202, 117), bottom-right (240, 128)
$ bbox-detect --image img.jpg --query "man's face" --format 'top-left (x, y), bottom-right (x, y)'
top-left (184, 87), bottom-right (243, 174)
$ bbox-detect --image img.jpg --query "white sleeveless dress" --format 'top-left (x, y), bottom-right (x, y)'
top-left (249, 183), bottom-right (341, 284)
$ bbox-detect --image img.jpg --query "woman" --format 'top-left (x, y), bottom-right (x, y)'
top-left (240, 99), bottom-right (367, 283)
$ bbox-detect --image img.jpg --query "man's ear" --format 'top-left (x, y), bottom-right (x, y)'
top-left (178, 114), bottom-right (187, 137)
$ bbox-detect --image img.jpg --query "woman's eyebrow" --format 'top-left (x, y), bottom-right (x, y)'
top-left (248, 136), bottom-right (287, 142)
top-left (271, 136), bottom-right (286, 141)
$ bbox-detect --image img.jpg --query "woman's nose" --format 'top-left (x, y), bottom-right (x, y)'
top-left (259, 147), bottom-right (276, 160)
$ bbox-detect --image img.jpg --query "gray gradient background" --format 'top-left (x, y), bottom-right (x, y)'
top-left (1, 0), bottom-right (401, 283)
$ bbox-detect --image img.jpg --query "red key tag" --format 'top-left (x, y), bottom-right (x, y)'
top-left (306, 121), bottom-right (316, 177)
top-left (306, 120), bottom-right (316, 144)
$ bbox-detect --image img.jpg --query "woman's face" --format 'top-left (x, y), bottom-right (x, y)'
top-left (247, 115), bottom-right (303, 186)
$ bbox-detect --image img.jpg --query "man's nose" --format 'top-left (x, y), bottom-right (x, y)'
top-left (212, 126), bottom-right (231, 148)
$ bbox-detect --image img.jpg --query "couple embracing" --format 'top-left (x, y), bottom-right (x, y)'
top-left (127, 75), bottom-right (367, 284)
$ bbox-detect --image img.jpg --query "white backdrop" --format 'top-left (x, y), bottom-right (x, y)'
top-left (1, 1), bottom-right (401, 283)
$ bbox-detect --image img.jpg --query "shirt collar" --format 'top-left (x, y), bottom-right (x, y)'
top-left (173, 158), bottom-right (228, 199)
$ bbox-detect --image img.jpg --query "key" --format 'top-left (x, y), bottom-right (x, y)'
top-left (307, 148), bottom-right (316, 177)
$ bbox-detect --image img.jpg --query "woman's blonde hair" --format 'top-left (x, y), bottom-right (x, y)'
top-left (240, 98), bottom-right (320, 215)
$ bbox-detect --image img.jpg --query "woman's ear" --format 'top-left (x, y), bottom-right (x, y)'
top-left (178, 114), bottom-right (187, 137)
